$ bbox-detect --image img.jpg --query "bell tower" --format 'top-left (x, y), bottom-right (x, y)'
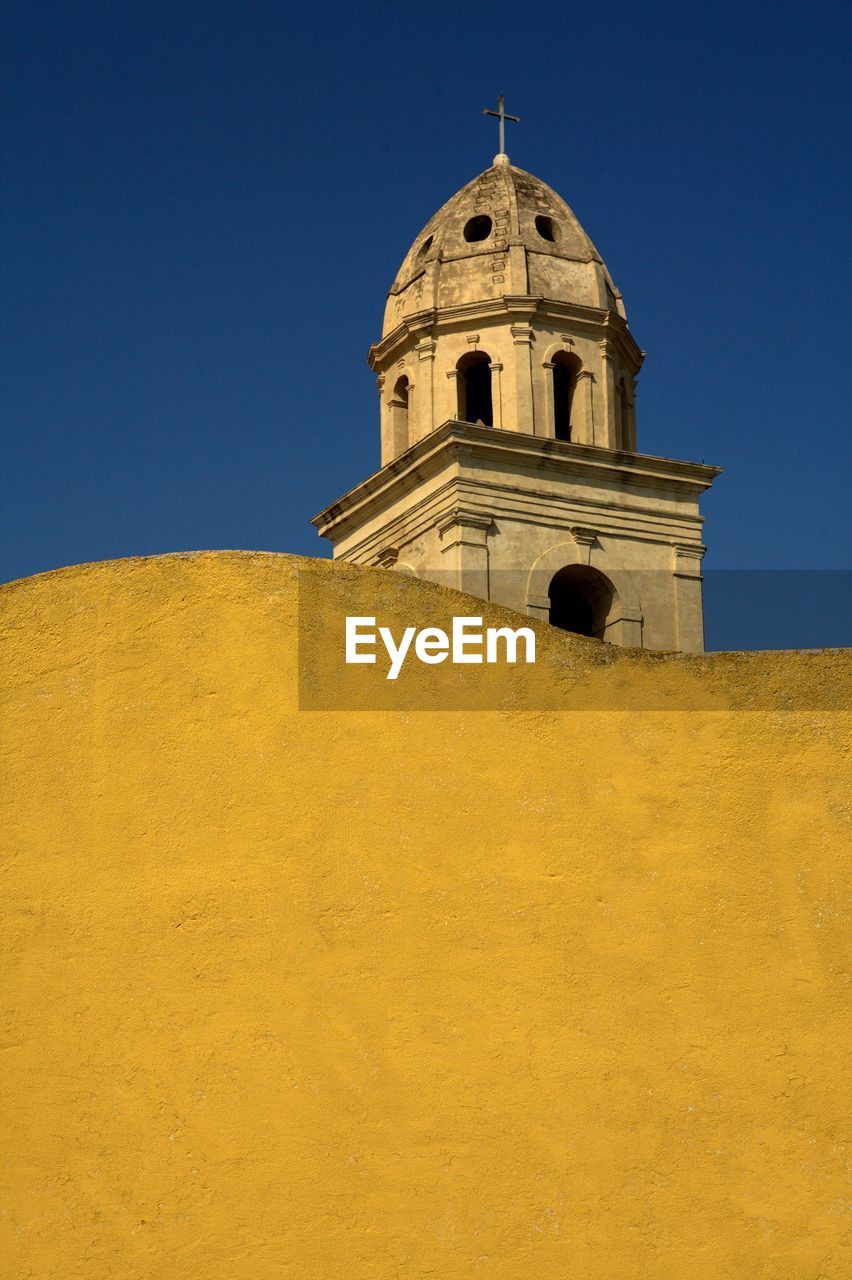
top-left (313, 115), bottom-right (720, 652)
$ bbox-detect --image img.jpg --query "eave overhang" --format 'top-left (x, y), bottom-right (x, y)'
top-left (368, 297), bottom-right (643, 372)
top-left (312, 421), bottom-right (722, 543)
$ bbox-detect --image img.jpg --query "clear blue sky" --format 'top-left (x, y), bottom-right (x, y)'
top-left (1, 0), bottom-right (850, 646)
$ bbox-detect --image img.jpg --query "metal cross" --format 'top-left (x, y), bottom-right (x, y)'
top-left (483, 95), bottom-right (519, 156)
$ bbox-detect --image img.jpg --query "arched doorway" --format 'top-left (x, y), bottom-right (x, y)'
top-left (548, 565), bottom-right (615, 639)
top-left (456, 352), bottom-right (493, 426)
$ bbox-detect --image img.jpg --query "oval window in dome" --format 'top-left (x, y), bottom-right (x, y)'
top-left (418, 235), bottom-right (434, 257)
top-left (535, 215), bottom-right (558, 242)
top-left (463, 215), bottom-right (492, 243)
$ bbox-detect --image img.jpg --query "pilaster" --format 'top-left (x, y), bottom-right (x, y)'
top-left (415, 337), bottom-right (436, 440)
top-left (598, 339), bottom-right (618, 448)
top-left (541, 361), bottom-right (555, 438)
top-left (671, 542), bottom-right (707, 653)
top-left (575, 370), bottom-right (596, 446)
top-left (438, 510), bottom-right (491, 599)
top-left (511, 323), bottom-right (535, 434)
top-left (445, 368), bottom-right (461, 424)
top-left (377, 374), bottom-right (393, 466)
top-left (489, 361), bottom-right (504, 428)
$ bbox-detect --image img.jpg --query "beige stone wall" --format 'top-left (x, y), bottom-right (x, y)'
top-left (526, 251), bottom-right (604, 307)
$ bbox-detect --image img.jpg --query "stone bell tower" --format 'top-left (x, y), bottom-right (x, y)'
top-left (313, 110), bottom-right (720, 651)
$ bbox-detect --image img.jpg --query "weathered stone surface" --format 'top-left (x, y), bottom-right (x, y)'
top-left (315, 157), bottom-right (720, 652)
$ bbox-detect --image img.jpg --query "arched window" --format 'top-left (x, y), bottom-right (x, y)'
top-left (389, 374), bottom-right (410, 454)
top-left (552, 352), bottom-right (580, 442)
top-left (457, 352), bottom-right (493, 426)
top-left (548, 565), bottom-right (615, 639)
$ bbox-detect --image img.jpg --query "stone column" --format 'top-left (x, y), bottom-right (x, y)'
top-left (672, 543), bottom-right (707, 653)
top-left (377, 374), bottom-right (394, 466)
top-left (445, 369), bottom-right (461, 422)
top-left (511, 323), bottom-right (535, 434)
top-left (575, 370), bottom-right (596, 445)
top-left (415, 338), bottom-right (436, 440)
top-left (541, 361), bottom-right (555, 438)
top-left (598, 339), bottom-right (617, 448)
top-left (489, 361), bottom-right (504, 428)
top-left (437, 511), bottom-right (491, 599)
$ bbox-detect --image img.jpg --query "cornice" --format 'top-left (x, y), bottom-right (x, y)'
top-left (312, 421), bottom-right (722, 541)
top-left (368, 296), bottom-right (643, 371)
top-left (335, 476), bottom-right (708, 565)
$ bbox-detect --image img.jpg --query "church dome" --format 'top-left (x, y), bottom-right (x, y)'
top-left (382, 154), bottom-right (626, 339)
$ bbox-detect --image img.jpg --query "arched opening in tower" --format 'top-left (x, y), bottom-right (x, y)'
top-left (552, 352), bottom-right (580, 442)
top-left (389, 374), bottom-right (410, 454)
top-left (457, 353), bottom-right (493, 427)
top-left (548, 565), bottom-right (615, 640)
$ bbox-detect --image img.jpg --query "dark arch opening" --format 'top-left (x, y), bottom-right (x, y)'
top-left (457, 352), bottom-right (493, 427)
top-left (464, 215), bottom-right (492, 243)
top-left (548, 565), bottom-right (614, 640)
top-left (535, 214), bottom-right (558, 242)
top-left (552, 352), bottom-right (580, 442)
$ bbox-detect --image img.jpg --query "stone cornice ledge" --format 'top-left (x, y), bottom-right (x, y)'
top-left (312, 421), bottom-right (722, 541)
top-left (368, 297), bottom-right (642, 369)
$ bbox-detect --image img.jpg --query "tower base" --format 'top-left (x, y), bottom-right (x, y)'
top-left (313, 421), bottom-right (720, 652)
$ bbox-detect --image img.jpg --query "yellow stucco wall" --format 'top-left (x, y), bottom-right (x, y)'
top-left (2, 551), bottom-right (849, 1279)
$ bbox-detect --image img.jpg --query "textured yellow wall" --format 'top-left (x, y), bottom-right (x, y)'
top-left (1, 552), bottom-right (849, 1279)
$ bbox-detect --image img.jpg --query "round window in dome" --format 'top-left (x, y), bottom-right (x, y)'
top-left (535, 215), bottom-right (559, 242)
top-left (463, 215), bottom-right (492, 243)
top-left (418, 235), bottom-right (434, 257)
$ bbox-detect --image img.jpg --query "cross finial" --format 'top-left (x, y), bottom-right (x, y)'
top-left (483, 95), bottom-right (519, 159)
